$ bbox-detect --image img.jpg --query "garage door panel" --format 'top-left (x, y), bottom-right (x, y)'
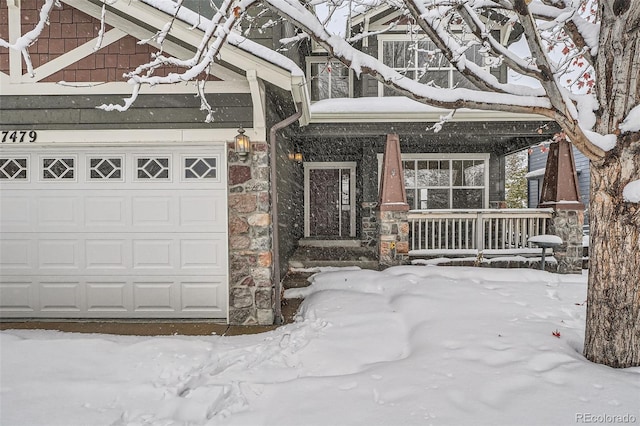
top-left (0, 238), bottom-right (33, 270)
top-left (0, 146), bottom-right (228, 319)
top-left (181, 279), bottom-right (225, 313)
top-left (179, 192), bottom-right (227, 232)
top-left (0, 196), bottom-right (31, 231)
top-left (180, 239), bottom-right (224, 270)
top-left (85, 239), bottom-right (129, 269)
top-left (38, 196), bottom-right (80, 226)
top-left (85, 196), bottom-right (127, 227)
top-left (86, 281), bottom-right (129, 312)
top-left (0, 282), bottom-right (36, 312)
top-left (133, 239), bottom-right (174, 269)
top-left (39, 281), bottom-right (82, 312)
top-left (38, 239), bottom-right (81, 270)
top-left (133, 282), bottom-right (177, 312)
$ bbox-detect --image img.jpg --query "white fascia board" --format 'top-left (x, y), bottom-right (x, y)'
top-left (309, 109), bottom-right (552, 123)
top-left (290, 75), bottom-right (311, 126)
top-left (350, 4), bottom-right (389, 27)
top-left (14, 128), bottom-right (259, 145)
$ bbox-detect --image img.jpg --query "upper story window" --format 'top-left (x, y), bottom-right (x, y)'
top-left (307, 58), bottom-right (350, 102)
top-left (378, 36), bottom-right (485, 96)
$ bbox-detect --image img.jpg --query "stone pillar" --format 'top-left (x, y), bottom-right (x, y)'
top-left (361, 201), bottom-right (379, 247)
top-left (539, 135), bottom-right (585, 274)
top-left (227, 141), bottom-right (274, 325)
top-left (378, 134), bottom-right (410, 267)
top-left (548, 209), bottom-right (584, 273)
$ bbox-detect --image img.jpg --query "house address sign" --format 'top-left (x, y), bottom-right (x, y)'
top-left (1, 131), bottom-right (38, 143)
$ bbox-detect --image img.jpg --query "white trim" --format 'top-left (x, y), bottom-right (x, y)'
top-left (7, 0), bottom-right (21, 83)
top-left (0, 128), bottom-right (262, 146)
top-left (246, 69), bottom-right (266, 140)
top-left (304, 161), bottom-right (357, 238)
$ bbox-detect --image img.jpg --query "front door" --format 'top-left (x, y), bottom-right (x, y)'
top-left (304, 162), bottom-right (356, 238)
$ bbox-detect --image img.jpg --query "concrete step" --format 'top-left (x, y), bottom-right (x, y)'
top-left (282, 272), bottom-right (314, 289)
top-left (288, 246), bottom-right (379, 270)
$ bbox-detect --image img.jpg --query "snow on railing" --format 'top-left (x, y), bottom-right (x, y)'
top-left (407, 209), bottom-right (554, 252)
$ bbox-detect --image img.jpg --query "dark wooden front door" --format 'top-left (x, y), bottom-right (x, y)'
top-left (309, 168), bottom-right (340, 236)
top-left (306, 164), bottom-right (355, 237)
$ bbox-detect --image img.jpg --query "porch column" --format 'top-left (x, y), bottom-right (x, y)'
top-left (538, 135), bottom-right (585, 274)
top-left (378, 134), bottom-right (410, 267)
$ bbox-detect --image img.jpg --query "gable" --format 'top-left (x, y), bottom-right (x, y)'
top-left (1, 0), bottom-right (311, 129)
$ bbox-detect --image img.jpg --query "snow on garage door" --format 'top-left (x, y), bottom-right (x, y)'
top-left (0, 145), bottom-right (228, 319)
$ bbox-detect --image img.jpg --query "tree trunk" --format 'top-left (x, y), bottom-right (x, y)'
top-left (583, 2), bottom-right (640, 368)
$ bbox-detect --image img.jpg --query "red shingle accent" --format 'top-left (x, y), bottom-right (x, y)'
top-left (21, 0), bottom-right (38, 10)
top-left (48, 39), bottom-right (65, 54)
top-left (75, 69), bottom-right (91, 81)
top-left (77, 55), bottom-right (96, 70)
top-left (76, 23), bottom-right (97, 38)
top-left (63, 69), bottom-right (76, 81)
top-left (90, 68), bottom-right (108, 81)
top-left (59, 9), bottom-right (73, 24)
top-left (49, 23), bottom-right (61, 38)
top-left (61, 23), bottom-right (77, 38)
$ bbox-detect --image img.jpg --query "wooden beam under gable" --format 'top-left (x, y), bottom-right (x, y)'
top-left (62, 0), bottom-right (245, 83)
top-left (23, 28), bottom-right (127, 83)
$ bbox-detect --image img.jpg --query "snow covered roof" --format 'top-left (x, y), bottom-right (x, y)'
top-left (309, 97), bottom-right (551, 123)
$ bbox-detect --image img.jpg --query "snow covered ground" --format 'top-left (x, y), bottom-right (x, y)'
top-left (2, 266), bottom-right (639, 426)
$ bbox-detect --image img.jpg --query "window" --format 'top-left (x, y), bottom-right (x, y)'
top-left (136, 157), bottom-right (170, 180)
top-left (89, 157), bottom-right (123, 180)
top-left (307, 58), bottom-right (350, 101)
top-left (42, 157), bottom-right (75, 180)
top-left (183, 157), bottom-right (218, 180)
top-left (378, 154), bottom-right (488, 209)
top-left (0, 158), bottom-right (28, 180)
top-left (379, 37), bottom-right (485, 95)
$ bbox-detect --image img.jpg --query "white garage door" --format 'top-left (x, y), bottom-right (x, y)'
top-left (0, 145), bottom-right (228, 319)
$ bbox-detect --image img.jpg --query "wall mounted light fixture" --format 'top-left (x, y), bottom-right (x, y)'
top-left (234, 126), bottom-right (251, 162)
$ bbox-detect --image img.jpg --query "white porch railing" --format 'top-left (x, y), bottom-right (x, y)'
top-left (408, 209), bottom-right (554, 252)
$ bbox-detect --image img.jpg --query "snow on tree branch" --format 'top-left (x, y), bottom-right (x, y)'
top-left (0, 0), bottom-right (59, 77)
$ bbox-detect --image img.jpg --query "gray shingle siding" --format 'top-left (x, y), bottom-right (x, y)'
top-left (0, 94), bottom-right (253, 130)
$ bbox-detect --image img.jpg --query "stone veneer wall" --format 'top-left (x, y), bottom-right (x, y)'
top-left (361, 201), bottom-right (379, 247)
top-left (378, 210), bottom-right (410, 267)
top-left (548, 208), bottom-right (584, 274)
top-left (227, 141), bottom-right (274, 325)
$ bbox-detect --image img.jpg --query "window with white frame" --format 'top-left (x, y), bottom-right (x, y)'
top-left (307, 58), bottom-right (350, 101)
top-left (400, 155), bottom-right (489, 209)
top-left (379, 36), bottom-right (485, 96)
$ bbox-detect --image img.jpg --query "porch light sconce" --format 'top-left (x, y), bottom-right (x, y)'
top-left (288, 152), bottom-right (303, 163)
top-left (234, 126), bottom-right (251, 162)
